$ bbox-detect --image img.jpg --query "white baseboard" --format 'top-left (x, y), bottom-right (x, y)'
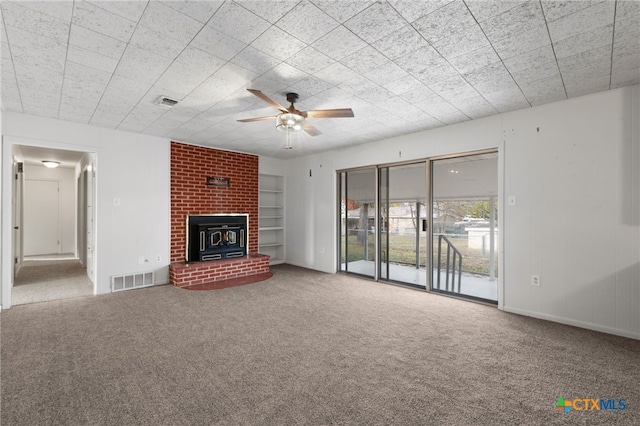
top-left (502, 306), bottom-right (640, 341)
top-left (284, 260), bottom-right (334, 274)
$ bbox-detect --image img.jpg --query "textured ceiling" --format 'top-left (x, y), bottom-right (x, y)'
top-left (2, 0), bottom-right (639, 159)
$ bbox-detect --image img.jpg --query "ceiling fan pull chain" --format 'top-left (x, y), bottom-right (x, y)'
top-left (285, 129), bottom-right (293, 150)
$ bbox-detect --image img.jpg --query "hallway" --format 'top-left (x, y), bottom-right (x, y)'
top-left (12, 254), bottom-right (93, 305)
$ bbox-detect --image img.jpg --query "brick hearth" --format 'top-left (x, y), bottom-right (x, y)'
top-left (169, 254), bottom-right (271, 288)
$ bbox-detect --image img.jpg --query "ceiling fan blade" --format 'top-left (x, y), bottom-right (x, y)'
top-left (237, 116), bottom-right (276, 123)
top-left (247, 89), bottom-right (288, 113)
top-left (304, 121), bottom-right (322, 136)
top-left (303, 108), bottom-right (354, 118)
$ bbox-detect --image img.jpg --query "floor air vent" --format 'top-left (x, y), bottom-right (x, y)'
top-left (111, 272), bottom-right (154, 292)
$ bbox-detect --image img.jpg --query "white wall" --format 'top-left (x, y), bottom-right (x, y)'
top-left (0, 107), bottom-right (3, 309)
top-left (259, 155), bottom-right (286, 176)
top-left (501, 86), bottom-right (640, 339)
top-left (2, 112), bottom-right (171, 307)
top-left (23, 164), bottom-right (76, 255)
top-left (285, 85), bottom-right (640, 340)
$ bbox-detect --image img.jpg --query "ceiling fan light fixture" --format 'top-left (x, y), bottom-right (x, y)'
top-left (276, 113), bottom-right (304, 133)
top-left (239, 89), bottom-right (352, 139)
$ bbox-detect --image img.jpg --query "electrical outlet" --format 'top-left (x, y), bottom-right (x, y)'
top-left (531, 275), bottom-right (540, 286)
top-left (156, 254), bottom-right (162, 263)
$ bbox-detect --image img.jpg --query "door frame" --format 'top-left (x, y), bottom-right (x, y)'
top-left (1, 139), bottom-right (98, 309)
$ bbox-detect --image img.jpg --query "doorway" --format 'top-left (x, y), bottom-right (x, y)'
top-left (11, 146), bottom-right (96, 306)
top-left (338, 151), bottom-right (498, 303)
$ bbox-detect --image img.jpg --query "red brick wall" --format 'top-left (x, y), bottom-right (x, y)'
top-left (170, 141), bottom-right (259, 263)
top-left (169, 254), bottom-right (270, 287)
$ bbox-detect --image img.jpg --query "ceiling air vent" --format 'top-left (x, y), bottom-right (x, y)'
top-left (156, 96), bottom-right (179, 109)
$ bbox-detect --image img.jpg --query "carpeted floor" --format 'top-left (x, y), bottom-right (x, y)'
top-left (12, 258), bottom-right (93, 305)
top-left (1, 264), bottom-right (639, 425)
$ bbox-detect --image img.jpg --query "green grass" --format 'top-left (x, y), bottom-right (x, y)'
top-left (341, 233), bottom-right (497, 276)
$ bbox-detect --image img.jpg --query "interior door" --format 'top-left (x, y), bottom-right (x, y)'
top-left (86, 165), bottom-right (96, 283)
top-left (13, 162), bottom-right (24, 276)
top-left (77, 170), bottom-right (87, 266)
top-left (24, 179), bottom-right (60, 256)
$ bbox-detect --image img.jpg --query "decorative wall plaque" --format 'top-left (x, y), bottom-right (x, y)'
top-left (206, 176), bottom-right (230, 187)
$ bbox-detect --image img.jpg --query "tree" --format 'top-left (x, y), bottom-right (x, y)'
top-left (468, 200), bottom-right (491, 219)
top-left (357, 203), bottom-right (369, 245)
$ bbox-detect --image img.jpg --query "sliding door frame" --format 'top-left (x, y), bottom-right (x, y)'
top-left (336, 165), bottom-right (379, 280)
top-left (337, 148), bottom-right (500, 302)
top-left (376, 160), bottom-right (429, 289)
top-left (428, 148), bottom-right (500, 304)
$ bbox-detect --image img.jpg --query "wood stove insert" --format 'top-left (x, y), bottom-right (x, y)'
top-left (186, 215), bottom-right (248, 262)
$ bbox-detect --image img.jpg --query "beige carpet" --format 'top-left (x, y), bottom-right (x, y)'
top-left (1, 264), bottom-right (639, 425)
top-left (12, 258), bottom-right (93, 305)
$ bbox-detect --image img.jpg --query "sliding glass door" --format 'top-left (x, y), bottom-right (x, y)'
top-left (338, 151), bottom-right (498, 303)
top-left (339, 168), bottom-right (376, 278)
top-left (379, 162), bottom-right (427, 287)
top-left (431, 153), bottom-right (498, 303)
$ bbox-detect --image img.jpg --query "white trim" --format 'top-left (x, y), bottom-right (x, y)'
top-left (497, 138), bottom-right (505, 310)
top-left (2, 139), bottom-right (16, 308)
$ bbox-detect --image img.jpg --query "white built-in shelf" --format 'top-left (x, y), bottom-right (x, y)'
top-left (259, 242), bottom-right (283, 247)
top-left (258, 174), bottom-right (285, 265)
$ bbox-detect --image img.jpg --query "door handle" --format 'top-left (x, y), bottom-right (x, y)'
top-left (422, 220), bottom-right (427, 232)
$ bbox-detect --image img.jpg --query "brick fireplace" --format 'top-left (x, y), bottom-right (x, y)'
top-left (169, 141), bottom-right (270, 288)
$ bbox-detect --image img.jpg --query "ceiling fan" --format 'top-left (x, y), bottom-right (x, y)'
top-left (237, 89), bottom-right (354, 146)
